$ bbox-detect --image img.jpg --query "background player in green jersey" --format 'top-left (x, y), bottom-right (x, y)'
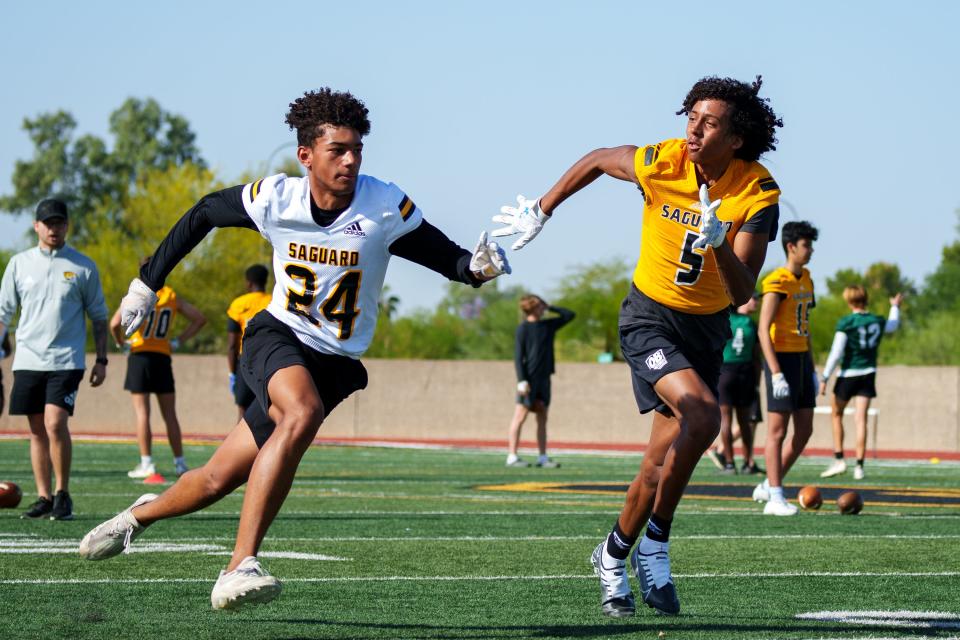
top-left (711, 294), bottom-right (763, 474)
top-left (819, 286), bottom-right (903, 479)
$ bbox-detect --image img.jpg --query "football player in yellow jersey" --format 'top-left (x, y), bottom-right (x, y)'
top-left (109, 258), bottom-right (207, 479)
top-left (227, 265), bottom-right (272, 419)
top-left (753, 221), bottom-right (819, 516)
top-left (493, 76), bottom-right (782, 617)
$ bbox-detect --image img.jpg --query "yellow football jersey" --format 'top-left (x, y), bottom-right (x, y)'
top-left (129, 286), bottom-right (177, 355)
top-left (227, 291), bottom-right (272, 350)
top-left (632, 138), bottom-right (780, 314)
top-left (762, 267), bottom-right (815, 352)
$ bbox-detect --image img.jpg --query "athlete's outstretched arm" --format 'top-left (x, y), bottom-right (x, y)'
top-left (540, 146), bottom-right (638, 213)
top-left (388, 219), bottom-right (483, 286)
top-left (140, 187), bottom-right (256, 290)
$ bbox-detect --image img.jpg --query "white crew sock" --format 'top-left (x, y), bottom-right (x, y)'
top-left (769, 486), bottom-right (785, 502)
top-left (506, 454), bottom-right (519, 464)
top-left (141, 455), bottom-right (153, 467)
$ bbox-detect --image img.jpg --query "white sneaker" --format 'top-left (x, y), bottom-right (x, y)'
top-left (853, 465), bottom-right (865, 480)
top-left (128, 462), bottom-right (156, 479)
top-left (79, 493), bottom-right (158, 560)
top-left (820, 460), bottom-right (847, 478)
top-left (763, 499), bottom-right (798, 516)
top-left (590, 542), bottom-right (635, 617)
top-left (752, 481), bottom-right (770, 503)
top-left (505, 457), bottom-right (529, 468)
top-left (174, 460), bottom-right (189, 476)
top-left (630, 538), bottom-right (680, 615)
top-left (211, 556), bottom-right (282, 609)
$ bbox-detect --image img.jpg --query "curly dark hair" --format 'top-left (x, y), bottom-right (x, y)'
top-left (781, 220), bottom-right (819, 254)
top-left (285, 88), bottom-right (371, 146)
top-left (677, 76), bottom-right (783, 162)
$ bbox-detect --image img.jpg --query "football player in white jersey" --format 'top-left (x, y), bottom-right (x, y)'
top-left (79, 88), bottom-right (510, 609)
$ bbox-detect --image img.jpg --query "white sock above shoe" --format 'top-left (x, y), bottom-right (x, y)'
top-left (506, 454), bottom-right (519, 465)
top-left (174, 456), bottom-right (185, 466)
top-left (537, 454), bottom-right (550, 464)
top-left (769, 486), bottom-right (785, 502)
top-left (140, 456), bottom-right (153, 467)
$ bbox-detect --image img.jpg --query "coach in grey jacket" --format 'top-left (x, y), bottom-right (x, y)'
top-left (0, 199), bottom-right (109, 521)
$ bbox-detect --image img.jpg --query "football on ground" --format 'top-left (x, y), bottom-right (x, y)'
top-left (0, 482), bottom-right (22, 508)
top-left (797, 485), bottom-right (823, 510)
top-left (837, 490), bottom-right (864, 515)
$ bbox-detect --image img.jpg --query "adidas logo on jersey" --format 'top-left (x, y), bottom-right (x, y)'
top-left (344, 221), bottom-right (366, 237)
top-left (645, 349), bottom-right (668, 371)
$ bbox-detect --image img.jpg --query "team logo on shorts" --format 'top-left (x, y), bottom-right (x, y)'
top-left (63, 391), bottom-right (77, 407)
top-left (645, 349), bottom-right (668, 370)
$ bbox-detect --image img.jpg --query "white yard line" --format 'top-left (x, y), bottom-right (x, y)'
top-left (3, 570), bottom-right (959, 586)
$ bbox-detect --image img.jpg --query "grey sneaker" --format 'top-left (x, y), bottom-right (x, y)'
top-left (505, 458), bottom-right (530, 468)
top-left (536, 458), bottom-right (560, 469)
top-left (590, 542), bottom-right (636, 617)
top-left (211, 556), bottom-right (282, 609)
top-left (79, 493), bottom-right (158, 560)
top-left (630, 539), bottom-right (680, 616)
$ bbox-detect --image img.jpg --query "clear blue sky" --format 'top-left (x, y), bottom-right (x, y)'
top-left (2, 2), bottom-right (956, 314)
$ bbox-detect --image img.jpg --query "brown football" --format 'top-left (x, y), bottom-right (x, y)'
top-left (0, 482), bottom-right (23, 509)
top-left (837, 490), bottom-right (864, 515)
top-left (797, 485), bottom-right (823, 510)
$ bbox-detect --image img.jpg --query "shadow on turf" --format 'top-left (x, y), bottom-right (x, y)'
top-left (237, 617), bottom-right (955, 639)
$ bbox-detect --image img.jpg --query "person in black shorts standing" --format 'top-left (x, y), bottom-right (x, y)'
top-left (713, 293), bottom-right (763, 474)
top-left (110, 262), bottom-right (207, 479)
top-left (753, 221), bottom-right (819, 515)
top-left (505, 294), bottom-right (575, 468)
top-left (226, 265), bottom-right (272, 420)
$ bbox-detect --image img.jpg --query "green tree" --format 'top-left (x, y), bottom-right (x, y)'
top-left (0, 99), bottom-right (204, 241)
top-left (550, 258), bottom-right (633, 360)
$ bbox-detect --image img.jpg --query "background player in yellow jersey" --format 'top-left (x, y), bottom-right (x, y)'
top-left (110, 259), bottom-right (207, 478)
top-left (493, 76), bottom-right (782, 617)
top-left (752, 221), bottom-right (819, 515)
top-left (227, 265), bottom-right (272, 419)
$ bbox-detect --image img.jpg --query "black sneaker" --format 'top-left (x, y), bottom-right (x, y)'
top-left (721, 463), bottom-right (738, 475)
top-left (49, 490), bottom-right (74, 521)
top-left (741, 461), bottom-right (765, 475)
top-left (21, 496), bottom-right (53, 519)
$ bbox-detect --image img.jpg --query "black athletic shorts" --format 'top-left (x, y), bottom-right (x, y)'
top-left (234, 367), bottom-right (256, 410)
top-left (518, 376), bottom-right (551, 408)
top-left (834, 372), bottom-right (876, 401)
top-left (124, 352), bottom-right (175, 394)
top-left (718, 361), bottom-right (759, 408)
top-left (618, 286), bottom-right (729, 417)
top-left (764, 351), bottom-right (817, 411)
top-left (9, 369), bottom-right (85, 416)
top-left (240, 311), bottom-right (368, 448)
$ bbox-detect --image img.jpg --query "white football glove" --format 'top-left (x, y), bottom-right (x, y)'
top-left (491, 194), bottom-right (549, 250)
top-left (692, 184), bottom-right (725, 250)
top-left (469, 231), bottom-right (511, 280)
top-left (771, 372), bottom-right (791, 400)
top-left (119, 278), bottom-right (159, 337)
top-left (517, 380), bottom-right (531, 395)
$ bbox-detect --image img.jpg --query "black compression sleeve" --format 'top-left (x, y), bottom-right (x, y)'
top-left (388, 219), bottom-right (481, 287)
top-left (140, 186), bottom-right (256, 290)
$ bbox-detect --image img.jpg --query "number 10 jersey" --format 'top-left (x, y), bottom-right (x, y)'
top-left (242, 173), bottom-right (423, 359)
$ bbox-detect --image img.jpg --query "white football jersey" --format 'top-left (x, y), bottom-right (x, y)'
top-left (241, 173), bottom-right (423, 358)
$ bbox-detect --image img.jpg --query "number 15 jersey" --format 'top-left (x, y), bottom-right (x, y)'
top-left (242, 173), bottom-right (423, 359)
top-left (632, 139), bottom-right (780, 314)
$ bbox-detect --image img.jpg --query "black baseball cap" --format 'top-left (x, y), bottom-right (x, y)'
top-left (36, 199), bottom-right (68, 222)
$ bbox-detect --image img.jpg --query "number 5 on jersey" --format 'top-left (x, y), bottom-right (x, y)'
top-left (285, 264), bottom-right (362, 340)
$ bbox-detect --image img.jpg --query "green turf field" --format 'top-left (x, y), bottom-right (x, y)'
top-left (0, 439), bottom-right (958, 640)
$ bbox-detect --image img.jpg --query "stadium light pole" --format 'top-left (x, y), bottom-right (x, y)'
top-left (263, 141), bottom-right (298, 175)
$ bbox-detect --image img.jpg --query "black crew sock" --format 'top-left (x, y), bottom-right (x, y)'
top-left (856, 458), bottom-right (864, 467)
top-left (605, 520), bottom-right (638, 560)
top-left (834, 451), bottom-right (844, 460)
top-left (644, 513), bottom-right (672, 543)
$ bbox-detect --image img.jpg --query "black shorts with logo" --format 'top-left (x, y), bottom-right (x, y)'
top-left (619, 286), bottom-right (730, 416)
top-left (234, 367), bottom-right (256, 410)
top-left (834, 372), bottom-right (877, 401)
top-left (124, 352), bottom-right (175, 394)
top-left (240, 311), bottom-right (369, 448)
top-left (518, 376), bottom-right (551, 408)
top-left (9, 369), bottom-right (85, 416)
top-left (764, 351), bottom-right (817, 411)
top-left (718, 361), bottom-right (759, 409)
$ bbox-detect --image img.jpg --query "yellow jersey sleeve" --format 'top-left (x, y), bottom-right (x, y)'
top-left (762, 267), bottom-right (814, 352)
top-left (129, 286), bottom-right (178, 355)
top-left (630, 139), bottom-right (781, 314)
